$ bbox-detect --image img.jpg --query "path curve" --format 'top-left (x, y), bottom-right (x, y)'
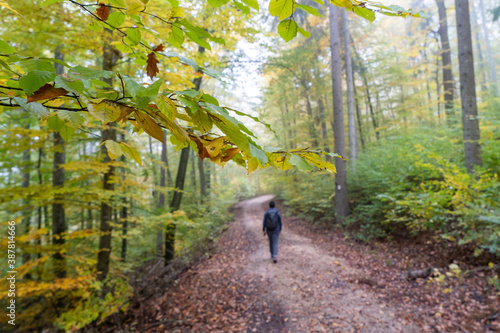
top-left (237, 195), bottom-right (418, 333)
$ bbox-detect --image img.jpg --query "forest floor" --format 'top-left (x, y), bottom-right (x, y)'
top-left (108, 195), bottom-right (500, 333)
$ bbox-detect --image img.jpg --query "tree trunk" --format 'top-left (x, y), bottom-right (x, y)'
top-left (157, 130), bottom-right (168, 257)
top-left (455, 0), bottom-right (483, 173)
top-left (21, 125), bottom-right (31, 280)
top-left (353, 79), bottom-right (365, 152)
top-left (165, 147), bottom-right (190, 265)
top-left (120, 133), bottom-right (128, 262)
top-left (97, 28), bottom-right (117, 281)
top-left (435, 0), bottom-right (457, 124)
top-left (470, 0), bottom-right (488, 92)
top-left (341, 9), bottom-right (357, 170)
top-left (318, 97), bottom-right (330, 154)
top-left (190, 148), bottom-right (197, 200)
top-left (327, 1), bottom-right (349, 219)
top-left (165, 46), bottom-right (204, 265)
top-left (198, 156), bottom-right (207, 199)
top-left (37, 148), bottom-right (43, 262)
top-left (478, 0), bottom-right (499, 96)
top-left (52, 50), bottom-right (66, 279)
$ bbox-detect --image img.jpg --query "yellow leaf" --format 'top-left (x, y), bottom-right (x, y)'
top-left (104, 140), bottom-right (123, 159)
top-left (134, 110), bottom-right (164, 142)
top-left (87, 101), bottom-right (121, 124)
top-left (120, 142), bottom-right (142, 165)
top-left (126, 0), bottom-right (143, 15)
top-left (0, 1), bottom-right (22, 15)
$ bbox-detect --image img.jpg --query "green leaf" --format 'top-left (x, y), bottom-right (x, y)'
top-left (115, 44), bottom-right (133, 53)
top-left (120, 142), bottom-right (142, 165)
top-left (277, 19), bottom-right (298, 42)
top-left (104, 140), bottom-right (123, 159)
top-left (58, 110), bottom-right (85, 129)
top-left (241, 0), bottom-right (259, 11)
top-left (156, 95), bottom-right (176, 120)
top-left (14, 97), bottom-right (50, 118)
top-left (208, 0), bottom-right (230, 7)
top-left (54, 76), bottom-right (85, 94)
top-left (178, 96), bottom-right (200, 112)
top-left (47, 114), bottom-right (64, 132)
top-left (108, 12), bottom-right (126, 28)
top-left (296, 4), bottom-right (321, 16)
top-left (87, 100), bottom-right (122, 123)
top-left (19, 71), bottom-right (56, 95)
top-left (201, 93), bottom-right (219, 106)
top-left (126, 28), bottom-right (142, 45)
top-left (108, 0), bottom-right (126, 7)
top-left (289, 154), bottom-right (314, 172)
top-left (166, 25), bottom-right (184, 48)
top-left (184, 30), bottom-right (211, 51)
top-left (91, 79), bottom-right (111, 88)
top-left (59, 124), bottom-right (75, 141)
top-left (269, 0), bottom-right (294, 20)
top-left (167, 0), bottom-right (179, 7)
top-left (0, 40), bottom-right (15, 54)
top-left (135, 79), bottom-right (163, 108)
top-left (41, 0), bottom-right (64, 6)
top-left (164, 51), bottom-right (198, 71)
top-left (234, 1), bottom-right (250, 14)
top-left (19, 59), bottom-right (55, 73)
top-left (297, 26), bottom-right (311, 38)
top-left (353, 6), bottom-right (375, 22)
top-left (249, 143), bottom-right (268, 165)
top-left (68, 66), bottom-right (114, 80)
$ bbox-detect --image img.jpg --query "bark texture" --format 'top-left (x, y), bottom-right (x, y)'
top-left (435, 0), bottom-right (456, 124)
top-left (341, 9), bottom-right (357, 169)
top-left (327, 2), bottom-right (349, 219)
top-left (52, 50), bottom-right (66, 278)
top-left (455, 0), bottom-right (483, 173)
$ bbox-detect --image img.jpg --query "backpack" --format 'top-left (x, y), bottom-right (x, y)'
top-left (266, 210), bottom-right (279, 230)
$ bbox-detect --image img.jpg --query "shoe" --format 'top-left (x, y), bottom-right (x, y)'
top-left (273, 259), bottom-right (277, 263)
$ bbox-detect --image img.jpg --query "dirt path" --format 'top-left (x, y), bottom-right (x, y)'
top-left (126, 195), bottom-right (423, 332)
top-left (236, 195), bottom-right (418, 333)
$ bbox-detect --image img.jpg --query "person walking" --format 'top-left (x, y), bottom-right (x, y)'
top-left (263, 201), bottom-right (282, 263)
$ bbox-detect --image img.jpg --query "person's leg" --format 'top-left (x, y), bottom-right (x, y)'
top-left (271, 231), bottom-right (279, 260)
top-left (267, 230), bottom-right (273, 257)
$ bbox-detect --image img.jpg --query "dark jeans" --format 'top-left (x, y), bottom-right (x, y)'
top-left (267, 229), bottom-right (280, 259)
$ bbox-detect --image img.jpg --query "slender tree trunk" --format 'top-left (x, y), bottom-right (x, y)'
top-left (190, 148), bottom-right (197, 200)
top-left (478, 0), bottom-right (498, 96)
top-left (353, 79), bottom-right (365, 152)
top-left (198, 156), bottom-right (206, 200)
top-left (52, 50), bottom-right (66, 279)
top-left (284, 93), bottom-right (294, 150)
top-left (165, 46), bottom-right (204, 265)
top-left (21, 125), bottom-right (31, 279)
top-left (436, 0), bottom-right (457, 125)
top-left (165, 147), bottom-right (190, 265)
top-left (470, 0), bottom-right (489, 92)
top-left (120, 133), bottom-right (128, 262)
top-left (97, 28), bottom-right (117, 281)
top-left (157, 131), bottom-right (168, 257)
top-left (455, 0), bottom-right (483, 173)
top-left (318, 98), bottom-right (330, 154)
top-left (303, 87), bottom-right (319, 148)
top-left (37, 148), bottom-right (43, 261)
top-left (151, 135), bottom-right (163, 256)
top-left (341, 9), bottom-right (357, 170)
top-left (327, 1), bottom-right (349, 219)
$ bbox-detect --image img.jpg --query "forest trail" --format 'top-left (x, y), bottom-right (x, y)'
top-left (134, 195), bottom-right (423, 332)
top-left (234, 195), bottom-right (418, 333)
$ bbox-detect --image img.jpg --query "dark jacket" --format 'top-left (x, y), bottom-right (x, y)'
top-left (263, 207), bottom-right (282, 232)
